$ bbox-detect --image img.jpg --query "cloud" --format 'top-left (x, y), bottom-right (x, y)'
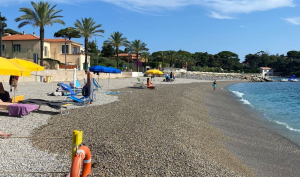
top-left (282, 17), bottom-right (300, 25)
top-left (208, 11), bottom-right (235, 19)
top-left (98, 0), bottom-right (295, 17)
top-left (1, 0), bottom-right (296, 19)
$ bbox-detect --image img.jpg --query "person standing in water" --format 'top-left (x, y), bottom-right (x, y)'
top-left (212, 80), bottom-right (217, 92)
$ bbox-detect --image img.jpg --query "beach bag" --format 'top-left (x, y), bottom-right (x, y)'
top-left (0, 91), bottom-right (11, 102)
top-left (82, 85), bottom-right (90, 97)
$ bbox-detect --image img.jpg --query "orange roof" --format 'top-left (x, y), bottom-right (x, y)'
top-left (3, 34), bottom-right (82, 45)
top-left (2, 34), bottom-right (39, 41)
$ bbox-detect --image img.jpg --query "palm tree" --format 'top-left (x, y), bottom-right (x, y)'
top-left (15, 1), bottom-right (65, 66)
top-left (141, 52), bottom-right (150, 70)
top-left (104, 31), bottom-right (129, 69)
top-left (158, 51), bottom-right (167, 69)
top-left (167, 50), bottom-right (177, 68)
top-left (129, 40), bottom-right (148, 72)
top-left (74, 17), bottom-right (104, 70)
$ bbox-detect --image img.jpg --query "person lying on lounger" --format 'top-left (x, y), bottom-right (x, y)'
top-left (147, 78), bottom-right (155, 89)
top-left (0, 131), bottom-right (12, 139)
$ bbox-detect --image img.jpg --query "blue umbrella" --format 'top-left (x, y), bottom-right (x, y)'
top-left (89, 65), bottom-right (122, 88)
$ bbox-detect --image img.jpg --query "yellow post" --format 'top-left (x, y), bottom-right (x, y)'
top-left (72, 130), bottom-right (83, 161)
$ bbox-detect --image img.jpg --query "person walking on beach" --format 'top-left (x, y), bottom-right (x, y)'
top-left (85, 70), bottom-right (93, 103)
top-left (9, 75), bottom-right (19, 92)
top-left (212, 80), bottom-right (217, 92)
top-left (0, 131), bottom-right (12, 139)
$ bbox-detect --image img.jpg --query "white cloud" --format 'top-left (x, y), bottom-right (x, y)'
top-left (1, 0), bottom-right (296, 19)
top-left (282, 17), bottom-right (300, 25)
top-left (208, 11), bottom-right (235, 19)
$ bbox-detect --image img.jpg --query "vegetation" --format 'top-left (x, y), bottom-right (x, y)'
top-left (15, 1), bottom-right (65, 66)
top-left (101, 43), bottom-right (115, 57)
top-left (104, 31), bottom-right (129, 69)
top-left (74, 17), bottom-right (104, 70)
top-left (54, 27), bottom-right (81, 40)
top-left (128, 40), bottom-right (149, 72)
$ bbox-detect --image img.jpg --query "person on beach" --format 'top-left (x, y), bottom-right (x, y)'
top-left (147, 78), bottom-right (155, 89)
top-left (85, 70), bottom-right (93, 103)
top-left (0, 131), bottom-right (13, 139)
top-left (9, 75), bottom-right (19, 92)
top-left (212, 80), bottom-right (217, 92)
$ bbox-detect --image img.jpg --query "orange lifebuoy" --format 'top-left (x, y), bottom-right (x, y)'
top-left (70, 146), bottom-right (91, 177)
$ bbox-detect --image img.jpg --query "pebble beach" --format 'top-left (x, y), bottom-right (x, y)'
top-left (1, 77), bottom-right (300, 176)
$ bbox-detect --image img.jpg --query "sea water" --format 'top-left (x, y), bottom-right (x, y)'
top-left (227, 81), bottom-right (300, 145)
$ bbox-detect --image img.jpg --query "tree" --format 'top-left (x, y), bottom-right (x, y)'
top-left (141, 51), bottom-right (150, 70)
top-left (15, 1), bottom-right (65, 66)
top-left (3, 28), bottom-right (22, 35)
top-left (88, 40), bottom-right (99, 55)
top-left (101, 43), bottom-right (114, 57)
top-left (128, 40), bottom-right (149, 72)
top-left (167, 50), bottom-right (177, 68)
top-left (0, 15), bottom-right (7, 34)
top-left (104, 31), bottom-right (129, 69)
top-left (74, 17), bottom-right (104, 70)
top-left (157, 51), bottom-right (167, 69)
top-left (54, 27), bottom-right (81, 40)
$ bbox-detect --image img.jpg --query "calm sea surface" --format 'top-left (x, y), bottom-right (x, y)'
top-left (227, 80), bottom-right (300, 145)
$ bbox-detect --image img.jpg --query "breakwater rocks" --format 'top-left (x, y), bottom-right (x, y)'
top-left (249, 77), bottom-right (273, 82)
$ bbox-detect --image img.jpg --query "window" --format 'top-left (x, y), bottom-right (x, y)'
top-left (62, 45), bottom-right (69, 54)
top-left (72, 47), bottom-right (79, 54)
top-left (13, 44), bottom-right (21, 52)
top-left (44, 46), bottom-right (48, 56)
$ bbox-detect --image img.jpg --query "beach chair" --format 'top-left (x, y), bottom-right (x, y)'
top-left (18, 99), bottom-right (72, 115)
top-left (92, 78), bottom-right (102, 91)
top-left (133, 79), bottom-right (147, 89)
top-left (59, 83), bottom-right (81, 96)
top-left (68, 96), bottom-right (92, 106)
top-left (0, 98), bottom-right (39, 117)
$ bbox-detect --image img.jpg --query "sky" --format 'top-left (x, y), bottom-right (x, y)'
top-left (1, 0), bottom-right (300, 62)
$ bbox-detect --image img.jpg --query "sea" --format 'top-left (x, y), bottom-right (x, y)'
top-left (227, 78), bottom-right (300, 146)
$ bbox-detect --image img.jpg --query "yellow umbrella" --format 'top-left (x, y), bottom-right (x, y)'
top-left (10, 58), bottom-right (44, 71)
top-left (0, 57), bottom-right (31, 76)
top-left (145, 69), bottom-right (164, 75)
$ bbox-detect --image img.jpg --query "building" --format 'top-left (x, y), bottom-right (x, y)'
top-left (114, 53), bottom-right (143, 62)
top-left (260, 67), bottom-right (273, 77)
top-left (1, 32), bottom-right (89, 70)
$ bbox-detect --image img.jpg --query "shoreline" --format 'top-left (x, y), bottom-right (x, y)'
top-left (208, 82), bottom-right (300, 176)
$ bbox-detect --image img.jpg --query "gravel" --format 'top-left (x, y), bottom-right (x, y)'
top-left (4, 77), bottom-right (297, 177)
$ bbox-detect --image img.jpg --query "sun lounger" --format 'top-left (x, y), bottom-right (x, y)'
top-left (133, 79), bottom-right (147, 89)
top-left (59, 83), bottom-right (81, 96)
top-left (68, 96), bottom-right (92, 106)
top-left (18, 99), bottom-right (72, 115)
top-left (0, 101), bottom-right (38, 117)
top-left (92, 78), bottom-right (102, 91)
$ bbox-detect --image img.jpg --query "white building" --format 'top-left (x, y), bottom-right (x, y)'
top-left (260, 67), bottom-right (273, 77)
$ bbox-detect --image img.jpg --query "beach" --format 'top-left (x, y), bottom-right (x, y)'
top-left (1, 78), bottom-right (300, 176)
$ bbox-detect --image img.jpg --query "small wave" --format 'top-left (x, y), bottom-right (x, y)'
top-left (231, 90), bottom-right (244, 98)
top-left (274, 121), bottom-right (300, 132)
top-left (240, 98), bottom-right (254, 107)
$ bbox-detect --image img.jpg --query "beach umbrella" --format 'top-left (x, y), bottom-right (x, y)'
top-left (145, 69), bottom-right (164, 75)
top-left (9, 58), bottom-right (44, 71)
top-left (0, 57), bottom-right (31, 103)
top-left (0, 57), bottom-right (31, 76)
top-left (89, 65), bottom-right (121, 89)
